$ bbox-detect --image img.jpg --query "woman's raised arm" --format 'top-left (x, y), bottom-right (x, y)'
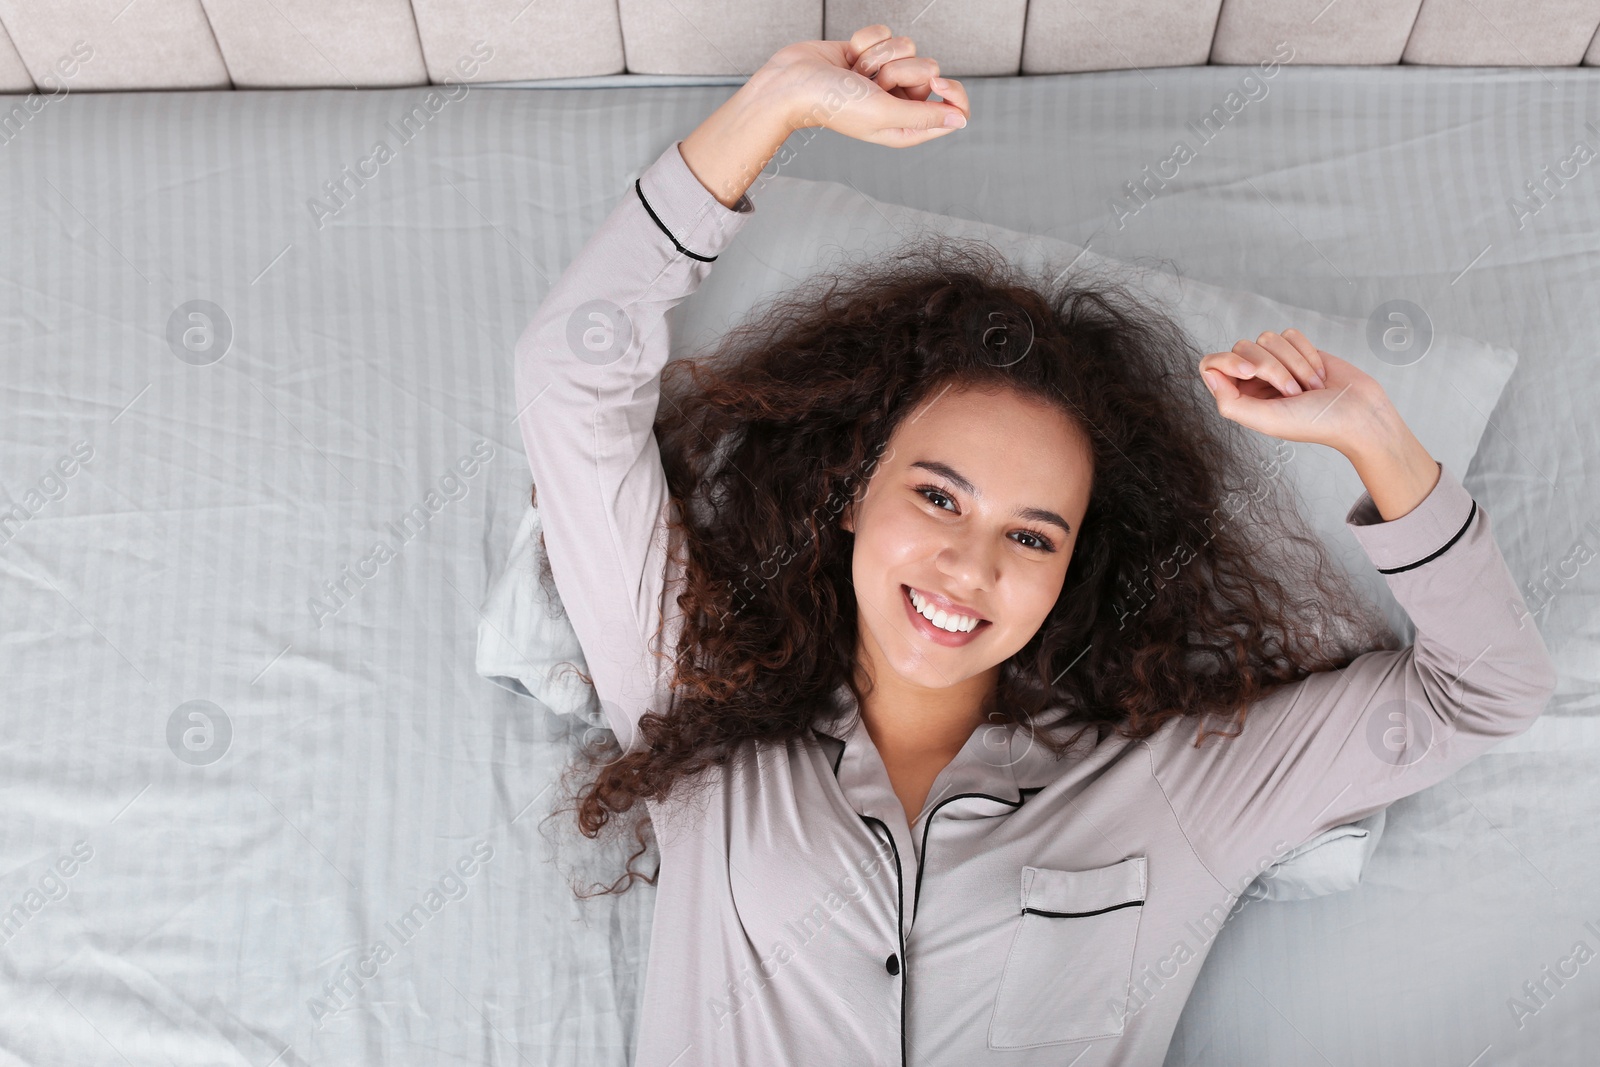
top-left (1155, 330), bottom-right (1558, 893)
top-left (512, 136), bottom-right (753, 753)
top-left (512, 27), bottom-right (970, 752)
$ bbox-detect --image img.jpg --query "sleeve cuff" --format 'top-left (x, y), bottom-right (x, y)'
top-left (1344, 460), bottom-right (1478, 574)
top-left (633, 140), bottom-right (755, 262)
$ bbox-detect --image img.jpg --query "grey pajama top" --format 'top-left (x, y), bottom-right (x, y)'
top-left (512, 140), bottom-right (1557, 1067)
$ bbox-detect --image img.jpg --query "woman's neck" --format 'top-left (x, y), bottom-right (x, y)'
top-left (850, 658), bottom-right (1001, 764)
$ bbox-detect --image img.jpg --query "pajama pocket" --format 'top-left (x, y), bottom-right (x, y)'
top-left (987, 855), bottom-right (1148, 1049)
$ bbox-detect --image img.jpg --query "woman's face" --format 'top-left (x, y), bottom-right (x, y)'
top-left (841, 384), bottom-right (1095, 694)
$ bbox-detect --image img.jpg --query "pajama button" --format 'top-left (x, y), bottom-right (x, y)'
top-left (885, 953), bottom-right (900, 975)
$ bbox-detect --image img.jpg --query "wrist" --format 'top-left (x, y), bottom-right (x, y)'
top-left (1338, 407), bottom-right (1440, 522)
top-left (1333, 398), bottom-right (1411, 469)
top-left (679, 70), bottom-right (796, 209)
top-left (746, 62), bottom-right (809, 133)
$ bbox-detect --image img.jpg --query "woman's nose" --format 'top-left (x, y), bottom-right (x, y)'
top-left (938, 531), bottom-right (999, 589)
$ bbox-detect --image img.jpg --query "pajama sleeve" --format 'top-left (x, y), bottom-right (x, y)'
top-left (1148, 460), bottom-right (1558, 892)
top-left (512, 141), bottom-right (755, 752)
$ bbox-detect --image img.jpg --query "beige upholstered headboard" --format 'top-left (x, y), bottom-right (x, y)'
top-left (1, 0), bottom-right (1598, 94)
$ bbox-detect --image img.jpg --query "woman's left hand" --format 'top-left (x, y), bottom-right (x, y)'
top-left (1198, 328), bottom-right (1397, 454)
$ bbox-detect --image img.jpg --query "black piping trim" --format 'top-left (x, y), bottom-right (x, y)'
top-left (813, 726), bottom-right (846, 776)
top-left (912, 791), bottom-right (1026, 923)
top-left (1375, 500), bottom-right (1476, 574)
top-left (1023, 899), bottom-right (1145, 919)
top-left (860, 814), bottom-right (907, 1067)
top-left (633, 179), bottom-right (717, 262)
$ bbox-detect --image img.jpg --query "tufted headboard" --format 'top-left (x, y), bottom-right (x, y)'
top-left (0, 0), bottom-right (1599, 95)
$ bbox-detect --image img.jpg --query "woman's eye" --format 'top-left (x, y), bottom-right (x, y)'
top-left (915, 485), bottom-right (1056, 553)
top-left (1014, 530), bottom-right (1058, 552)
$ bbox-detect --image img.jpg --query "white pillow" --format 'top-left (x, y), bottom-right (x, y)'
top-left (667, 174), bottom-right (1521, 645)
top-left (1243, 809), bottom-right (1387, 902)
top-left (476, 498), bottom-right (606, 728)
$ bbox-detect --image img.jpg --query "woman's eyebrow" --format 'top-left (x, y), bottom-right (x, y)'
top-left (909, 459), bottom-right (1073, 536)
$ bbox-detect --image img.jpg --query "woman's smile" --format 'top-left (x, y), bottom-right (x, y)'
top-left (902, 584), bottom-right (992, 647)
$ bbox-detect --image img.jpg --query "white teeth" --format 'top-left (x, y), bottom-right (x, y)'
top-left (908, 587), bottom-right (980, 633)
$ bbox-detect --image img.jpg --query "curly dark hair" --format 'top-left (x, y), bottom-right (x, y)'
top-left (537, 233), bottom-right (1396, 899)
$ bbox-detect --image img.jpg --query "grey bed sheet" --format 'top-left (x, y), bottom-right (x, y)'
top-left (0, 66), bottom-right (1597, 1067)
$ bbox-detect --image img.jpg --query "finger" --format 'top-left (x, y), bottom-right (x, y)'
top-left (1281, 328), bottom-right (1327, 383)
top-left (1211, 387), bottom-right (1292, 437)
top-left (929, 75), bottom-right (968, 119)
top-left (1199, 355), bottom-right (1268, 406)
top-left (869, 120), bottom-right (960, 148)
top-left (1255, 330), bottom-right (1323, 390)
top-left (1262, 329), bottom-right (1323, 388)
top-left (867, 92), bottom-right (968, 144)
top-left (1200, 367), bottom-right (1240, 403)
top-left (1198, 351), bottom-right (1249, 388)
top-left (1201, 349), bottom-right (1257, 382)
top-left (868, 56), bottom-right (941, 100)
top-left (852, 34), bottom-right (916, 79)
top-left (1201, 359), bottom-right (1276, 402)
top-left (1202, 367), bottom-right (1282, 433)
top-left (1230, 339), bottom-right (1303, 396)
top-left (845, 25), bottom-right (896, 69)
top-left (1201, 360), bottom-right (1295, 435)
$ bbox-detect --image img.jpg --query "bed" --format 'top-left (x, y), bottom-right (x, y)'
top-left (2, 53), bottom-right (1598, 1067)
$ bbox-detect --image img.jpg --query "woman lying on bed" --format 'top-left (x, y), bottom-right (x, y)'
top-left (511, 24), bottom-right (1556, 1067)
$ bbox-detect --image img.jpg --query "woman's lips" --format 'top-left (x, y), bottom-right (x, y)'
top-left (902, 584), bottom-right (990, 647)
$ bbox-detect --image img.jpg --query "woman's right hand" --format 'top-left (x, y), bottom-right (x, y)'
top-left (679, 25), bottom-right (969, 208)
top-left (762, 24), bottom-right (970, 147)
